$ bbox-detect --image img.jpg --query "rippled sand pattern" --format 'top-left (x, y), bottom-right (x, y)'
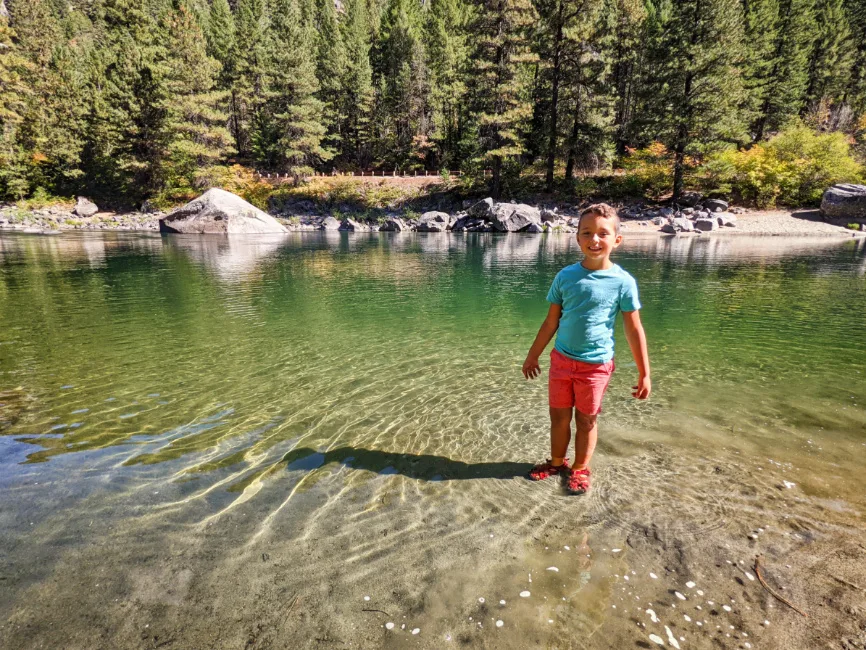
top-left (0, 232), bottom-right (865, 649)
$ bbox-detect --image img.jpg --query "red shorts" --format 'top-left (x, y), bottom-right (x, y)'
top-left (548, 349), bottom-right (615, 414)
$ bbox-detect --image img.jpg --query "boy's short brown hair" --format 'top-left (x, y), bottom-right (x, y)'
top-left (579, 203), bottom-right (621, 232)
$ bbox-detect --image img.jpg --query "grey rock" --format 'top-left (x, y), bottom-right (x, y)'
top-left (820, 184), bottom-right (866, 220)
top-left (491, 203), bottom-right (541, 232)
top-left (525, 222), bottom-right (544, 233)
top-left (467, 198), bottom-right (494, 219)
top-left (421, 211), bottom-right (450, 223)
top-left (339, 218), bottom-right (369, 231)
top-left (681, 207), bottom-right (694, 215)
top-left (704, 198), bottom-right (729, 213)
top-left (541, 208), bottom-right (558, 223)
top-left (451, 215), bottom-right (470, 232)
top-left (0, 0), bottom-right (8, 19)
top-left (659, 207), bottom-right (675, 218)
top-left (321, 216), bottom-right (341, 230)
top-left (379, 217), bottom-right (406, 232)
top-left (694, 217), bottom-right (718, 232)
top-left (670, 217), bottom-right (695, 232)
top-left (74, 197), bottom-right (99, 218)
top-left (677, 191), bottom-right (703, 207)
top-left (160, 188), bottom-right (287, 234)
top-left (417, 219), bottom-right (446, 232)
top-left (651, 216), bottom-right (666, 226)
top-left (716, 212), bottom-right (737, 227)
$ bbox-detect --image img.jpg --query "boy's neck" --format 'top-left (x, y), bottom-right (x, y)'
top-left (580, 256), bottom-right (614, 271)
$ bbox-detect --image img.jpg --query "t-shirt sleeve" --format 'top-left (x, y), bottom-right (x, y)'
top-left (619, 274), bottom-right (641, 312)
top-left (546, 272), bottom-right (563, 304)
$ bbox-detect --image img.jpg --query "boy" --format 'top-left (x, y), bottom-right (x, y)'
top-left (522, 203), bottom-right (650, 495)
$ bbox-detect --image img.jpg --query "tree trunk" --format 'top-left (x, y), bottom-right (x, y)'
top-left (565, 86), bottom-right (581, 180)
top-left (491, 156), bottom-right (502, 199)
top-left (545, 1), bottom-right (565, 191)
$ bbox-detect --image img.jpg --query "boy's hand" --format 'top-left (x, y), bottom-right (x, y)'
top-left (632, 375), bottom-right (651, 400)
top-left (522, 355), bottom-right (541, 380)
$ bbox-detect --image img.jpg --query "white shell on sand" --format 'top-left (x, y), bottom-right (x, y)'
top-left (684, 615), bottom-right (691, 622)
top-left (674, 591), bottom-right (686, 600)
top-left (411, 628), bottom-right (420, 635)
top-left (519, 591), bottom-right (531, 598)
top-left (783, 481), bottom-right (796, 489)
top-left (646, 609), bottom-right (659, 623)
top-left (546, 567), bottom-right (559, 572)
top-left (685, 581), bottom-right (695, 588)
top-left (478, 597), bottom-right (485, 603)
top-left (612, 548), bottom-right (622, 553)
top-left (650, 573), bottom-right (658, 579)
top-left (364, 596), bottom-right (370, 601)
top-left (495, 620), bottom-right (504, 628)
top-left (499, 600), bottom-right (506, 605)
top-left (722, 605), bottom-right (732, 612)
top-left (385, 622), bottom-right (394, 630)
top-left (665, 625), bottom-right (681, 649)
top-left (744, 571), bottom-right (755, 581)
top-left (648, 633), bottom-right (665, 645)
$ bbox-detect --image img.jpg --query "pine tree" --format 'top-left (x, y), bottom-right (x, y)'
top-left (253, 0), bottom-right (329, 174)
top-left (206, 0), bottom-right (236, 90)
top-left (0, 11), bottom-right (31, 198)
top-left (374, 0), bottom-right (431, 168)
top-left (803, 0), bottom-right (854, 110)
top-left (468, 0), bottom-right (537, 197)
top-left (740, 0), bottom-right (779, 134)
top-left (425, 0), bottom-right (472, 168)
top-left (536, 0), bottom-right (609, 189)
top-left (752, 0), bottom-right (816, 140)
top-left (232, 0), bottom-right (270, 157)
top-left (314, 0), bottom-right (347, 159)
top-left (643, 0), bottom-right (750, 197)
top-left (609, 0), bottom-right (648, 155)
top-left (340, 0), bottom-right (375, 166)
top-left (161, 1), bottom-right (234, 191)
top-left (848, 0), bottom-right (866, 114)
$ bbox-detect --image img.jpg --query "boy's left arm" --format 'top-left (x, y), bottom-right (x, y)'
top-left (622, 310), bottom-right (651, 399)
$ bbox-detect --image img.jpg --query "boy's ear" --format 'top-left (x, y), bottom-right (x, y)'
top-left (614, 232), bottom-right (624, 247)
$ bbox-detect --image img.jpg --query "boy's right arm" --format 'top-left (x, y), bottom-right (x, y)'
top-left (522, 303), bottom-right (562, 379)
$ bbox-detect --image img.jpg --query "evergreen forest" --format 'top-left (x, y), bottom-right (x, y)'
top-left (0, 0), bottom-right (864, 206)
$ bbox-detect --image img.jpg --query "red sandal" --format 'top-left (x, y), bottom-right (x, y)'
top-left (529, 458), bottom-right (570, 481)
top-left (566, 468), bottom-right (591, 495)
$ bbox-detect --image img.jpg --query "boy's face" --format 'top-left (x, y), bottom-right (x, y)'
top-left (577, 213), bottom-right (623, 261)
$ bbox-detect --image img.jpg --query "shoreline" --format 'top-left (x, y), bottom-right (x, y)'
top-left (1, 205), bottom-right (863, 239)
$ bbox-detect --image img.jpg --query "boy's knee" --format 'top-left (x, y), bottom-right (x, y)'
top-left (574, 410), bottom-right (597, 431)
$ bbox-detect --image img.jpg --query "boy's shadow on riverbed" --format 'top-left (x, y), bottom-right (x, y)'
top-left (282, 446), bottom-right (533, 481)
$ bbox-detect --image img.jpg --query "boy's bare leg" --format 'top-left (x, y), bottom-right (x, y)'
top-left (572, 411), bottom-right (598, 470)
top-left (549, 407), bottom-right (573, 465)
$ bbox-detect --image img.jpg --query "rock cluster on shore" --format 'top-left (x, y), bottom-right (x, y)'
top-left (0, 199), bottom-right (161, 234)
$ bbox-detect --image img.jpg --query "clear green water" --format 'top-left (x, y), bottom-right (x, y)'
top-left (1, 232), bottom-right (865, 648)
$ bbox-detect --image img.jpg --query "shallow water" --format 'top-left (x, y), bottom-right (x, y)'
top-left (0, 232), bottom-right (865, 649)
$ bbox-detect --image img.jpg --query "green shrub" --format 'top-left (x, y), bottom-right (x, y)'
top-left (847, 223), bottom-right (862, 231)
top-left (702, 126), bottom-right (864, 208)
top-left (15, 187), bottom-right (74, 210)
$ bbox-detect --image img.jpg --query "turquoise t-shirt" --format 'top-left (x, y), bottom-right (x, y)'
top-left (546, 262), bottom-right (641, 364)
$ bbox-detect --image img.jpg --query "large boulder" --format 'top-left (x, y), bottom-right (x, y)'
top-left (467, 198), bottom-right (494, 219)
top-left (661, 217), bottom-right (695, 234)
top-left (417, 219), bottom-right (446, 232)
top-left (491, 203), bottom-right (541, 232)
top-left (74, 197), bottom-right (99, 218)
top-left (321, 216), bottom-right (341, 230)
top-left (339, 218), bottom-right (369, 231)
top-left (379, 217), bottom-right (406, 232)
top-left (677, 191), bottom-right (703, 208)
top-left (694, 217), bottom-right (718, 232)
top-left (820, 184), bottom-right (866, 221)
top-left (159, 188), bottom-right (287, 234)
top-left (703, 198), bottom-right (729, 213)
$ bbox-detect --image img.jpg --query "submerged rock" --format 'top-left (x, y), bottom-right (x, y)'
top-left (820, 184), bottom-right (866, 221)
top-left (159, 188), bottom-right (287, 234)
